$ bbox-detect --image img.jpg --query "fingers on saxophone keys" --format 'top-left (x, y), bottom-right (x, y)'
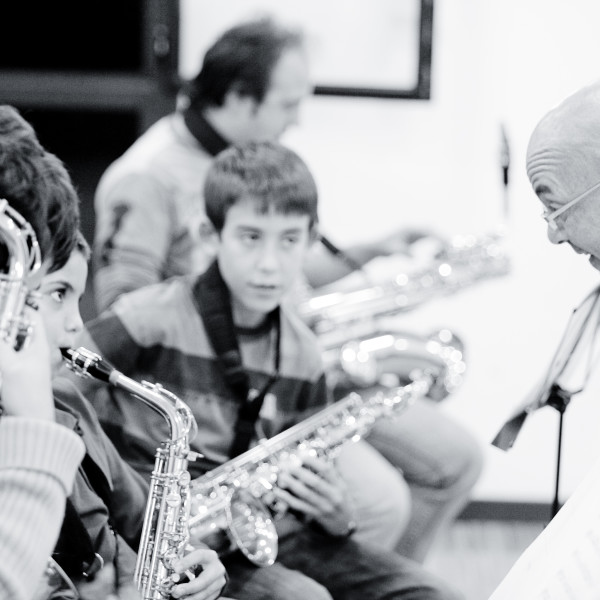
top-left (278, 467), bottom-right (317, 493)
top-left (274, 485), bottom-right (317, 516)
top-left (285, 458), bottom-right (334, 489)
top-left (172, 577), bottom-right (227, 600)
top-left (277, 471), bottom-right (331, 511)
top-left (170, 549), bottom-right (227, 599)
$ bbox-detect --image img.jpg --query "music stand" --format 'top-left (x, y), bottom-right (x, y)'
top-left (492, 284), bottom-right (600, 519)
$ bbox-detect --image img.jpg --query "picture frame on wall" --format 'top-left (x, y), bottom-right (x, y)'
top-left (178, 0), bottom-right (434, 100)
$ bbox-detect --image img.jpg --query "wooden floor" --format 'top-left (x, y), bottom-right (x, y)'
top-left (424, 519), bottom-right (546, 600)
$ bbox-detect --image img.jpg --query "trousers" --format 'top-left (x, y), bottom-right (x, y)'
top-left (222, 516), bottom-right (463, 600)
top-left (336, 395), bottom-right (484, 562)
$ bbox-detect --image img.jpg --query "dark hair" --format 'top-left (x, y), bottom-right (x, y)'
top-left (186, 18), bottom-right (305, 110)
top-left (0, 105), bottom-right (81, 273)
top-left (204, 140), bottom-right (318, 232)
top-left (38, 151), bottom-right (81, 273)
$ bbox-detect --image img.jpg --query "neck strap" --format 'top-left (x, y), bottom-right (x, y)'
top-left (182, 107), bottom-right (228, 156)
top-left (193, 261), bottom-right (281, 456)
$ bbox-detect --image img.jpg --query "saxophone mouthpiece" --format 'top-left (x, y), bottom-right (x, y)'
top-left (60, 346), bottom-right (115, 384)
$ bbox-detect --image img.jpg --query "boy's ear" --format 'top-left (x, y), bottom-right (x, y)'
top-left (198, 220), bottom-right (219, 257)
top-left (309, 224), bottom-right (320, 245)
top-left (223, 88), bottom-right (257, 116)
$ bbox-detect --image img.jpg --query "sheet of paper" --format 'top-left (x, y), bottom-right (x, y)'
top-left (489, 455), bottom-right (600, 599)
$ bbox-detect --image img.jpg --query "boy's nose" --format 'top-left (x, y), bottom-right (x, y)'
top-left (66, 311), bottom-right (84, 335)
top-left (255, 242), bottom-right (280, 271)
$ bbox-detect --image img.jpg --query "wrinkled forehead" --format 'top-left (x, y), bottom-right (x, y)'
top-left (527, 84), bottom-right (600, 197)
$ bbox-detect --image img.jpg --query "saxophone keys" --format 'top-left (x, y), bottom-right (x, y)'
top-left (178, 471), bottom-right (191, 485)
top-left (166, 493), bottom-right (181, 508)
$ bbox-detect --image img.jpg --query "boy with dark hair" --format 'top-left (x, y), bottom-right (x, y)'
top-left (0, 105), bottom-right (80, 271)
top-left (74, 141), bottom-right (461, 599)
top-left (0, 104), bottom-right (86, 600)
top-left (0, 105), bottom-right (228, 599)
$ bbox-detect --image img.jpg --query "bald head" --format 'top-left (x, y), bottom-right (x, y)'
top-left (527, 82), bottom-right (600, 199)
top-left (526, 82), bottom-right (600, 272)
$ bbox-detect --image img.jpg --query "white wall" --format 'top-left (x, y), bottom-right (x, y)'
top-left (182, 0), bottom-right (600, 504)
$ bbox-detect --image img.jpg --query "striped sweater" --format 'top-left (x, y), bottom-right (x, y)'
top-left (75, 273), bottom-right (329, 479)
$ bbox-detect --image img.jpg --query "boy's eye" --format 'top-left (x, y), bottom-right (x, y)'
top-left (49, 289), bottom-right (66, 303)
top-left (241, 231), bottom-right (260, 243)
top-left (282, 235), bottom-right (300, 248)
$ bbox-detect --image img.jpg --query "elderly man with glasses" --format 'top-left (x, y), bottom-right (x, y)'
top-left (487, 81), bottom-right (600, 600)
top-left (527, 82), bottom-right (600, 272)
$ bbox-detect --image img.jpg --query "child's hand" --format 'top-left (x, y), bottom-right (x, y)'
top-left (0, 305), bottom-right (54, 420)
top-left (274, 453), bottom-right (356, 537)
top-left (170, 547), bottom-right (228, 599)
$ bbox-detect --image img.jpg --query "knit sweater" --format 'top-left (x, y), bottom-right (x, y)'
top-left (0, 417), bottom-right (85, 600)
top-left (72, 271), bottom-right (328, 480)
top-left (93, 112), bottom-right (218, 312)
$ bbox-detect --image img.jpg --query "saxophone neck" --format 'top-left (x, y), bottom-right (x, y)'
top-left (61, 346), bottom-right (198, 445)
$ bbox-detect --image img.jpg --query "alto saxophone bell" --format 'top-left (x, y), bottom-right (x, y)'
top-left (326, 328), bottom-right (466, 402)
top-left (297, 231), bottom-right (506, 402)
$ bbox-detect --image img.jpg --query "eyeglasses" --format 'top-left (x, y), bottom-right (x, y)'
top-left (541, 180), bottom-right (600, 230)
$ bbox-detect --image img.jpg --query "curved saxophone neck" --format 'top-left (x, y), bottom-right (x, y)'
top-left (61, 346), bottom-right (198, 444)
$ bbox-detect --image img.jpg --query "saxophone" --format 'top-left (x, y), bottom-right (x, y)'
top-left (321, 327), bottom-right (466, 402)
top-left (0, 198), bottom-right (42, 351)
top-left (298, 231), bottom-right (510, 335)
top-left (60, 347), bottom-right (199, 600)
top-left (187, 373), bottom-right (432, 567)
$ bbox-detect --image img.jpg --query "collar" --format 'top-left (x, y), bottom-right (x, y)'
top-left (235, 311), bottom-right (278, 338)
top-left (182, 107), bottom-right (229, 156)
top-left (192, 260), bottom-right (281, 393)
top-left (54, 396), bottom-right (82, 433)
